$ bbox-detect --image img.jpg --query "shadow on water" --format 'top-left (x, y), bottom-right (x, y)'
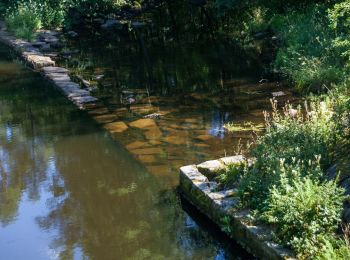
top-left (57, 25), bottom-right (297, 189)
top-left (0, 43), bottom-right (252, 259)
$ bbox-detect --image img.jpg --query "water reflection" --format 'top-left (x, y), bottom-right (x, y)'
top-left (58, 24), bottom-right (296, 185)
top-left (0, 45), bottom-right (251, 259)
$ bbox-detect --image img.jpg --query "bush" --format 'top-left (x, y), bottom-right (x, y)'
top-left (238, 99), bottom-right (339, 210)
top-left (236, 95), bottom-right (350, 258)
top-left (316, 236), bottom-right (350, 260)
top-left (271, 6), bottom-right (347, 92)
top-left (263, 175), bottom-right (345, 258)
top-left (5, 4), bottom-right (41, 41)
top-left (329, 0), bottom-right (350, 68)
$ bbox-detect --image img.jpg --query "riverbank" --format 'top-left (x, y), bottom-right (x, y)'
top-left (180, 156), bottom-right (295, 259)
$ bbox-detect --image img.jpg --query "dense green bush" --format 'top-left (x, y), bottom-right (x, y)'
top-left (5, 4), bottom-right (41, 41)
top-left (234, 93), bottom-right (350, 258)
top-left (271, 7), bottom-right (344, 92)
top-left (329, 0), bottom-right (350, 68)
top-left (4, 0), bottom-right (67, 28)
top-left (238, 98), bottom-right (339, 208)
top-left (263, 174), bottom-right (345, 258)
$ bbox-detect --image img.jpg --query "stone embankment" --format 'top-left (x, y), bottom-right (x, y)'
top-left (0, 22), bottom-right (97, 109)
top-left (180, 156), bottom-right (295, 260)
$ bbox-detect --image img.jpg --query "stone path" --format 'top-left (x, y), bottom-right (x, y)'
top-left (0, 22), bottom-right (98, 110)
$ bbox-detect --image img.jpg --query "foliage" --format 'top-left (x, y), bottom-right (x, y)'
top-left (215, 163), bottom-right (244, 189)
top-left (329, 0), bottom-right (350, 68)
top-left (64, 0), bottom-right (128, 28)
top-left (5, 3), bottom-right (42, 41)
top-left (236, 95), bottom-right (350, 258)
top-left (316, 236), bottom-right (350, 260)
top-left (271, 7), bottom-right (343, 92)
top-left (4, 0), bottom-right (67, 28)
top-left (263, 174), bottom-right (345, 258)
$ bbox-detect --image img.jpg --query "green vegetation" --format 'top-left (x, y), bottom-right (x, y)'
top-left (213, 1), bottom-right (350, 257)
top-left (5, 4), bottom-right (41, 41)
top-left (216, 94), bottom-right (350, 258)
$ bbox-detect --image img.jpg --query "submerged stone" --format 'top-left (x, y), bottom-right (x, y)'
top-left (131, 147), bottom-right (163, 155)
top-left (126, 141), bottom-right (147, 150)
top-left (104, 121), bottom-right (129, 133)
top-left (129, 118), bottom-right (157, 129)
top-left (144, 126), bottom-right (163, 140)
top-left (93, 114), bottom-right (117, 124)
top-left (164, 135), bottom-right (187, 145)
top-left (146, 165), bottom-right (169, 176)
top-left (196, 135), bottom-right (213, 141)
top-left (138, 155), bottom-right (156, 164)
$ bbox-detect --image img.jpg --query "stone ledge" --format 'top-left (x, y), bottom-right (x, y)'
top-left (0, 22), bottom-right (98, 110)
top-left (179, 156), bottom-right (295, 260)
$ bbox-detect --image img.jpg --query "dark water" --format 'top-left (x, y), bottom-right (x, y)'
top-left (0, 45), bottom-right (255, 259)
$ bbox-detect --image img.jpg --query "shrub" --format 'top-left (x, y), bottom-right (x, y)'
top-left (263, 175), bottom-right (345, 258)
top-left (271, 6), bottom-right (346, 92)
top-left (5, 4), bottom-right (41, 41)
top-left (238, 99), bottom-right (339, 209)
top-left (236, 95), bottom-right (350, 258)
top-left (215, 163), bottom-right (244, 189)
top-left (328, 0), bottom-right (350, 68)
top-left (316, 236), bottom-right (350, 260)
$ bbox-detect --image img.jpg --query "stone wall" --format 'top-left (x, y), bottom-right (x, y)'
top-left (0, 21), bottom-right (98, 110)
top-left (179, 156), bottom-right (295, 260)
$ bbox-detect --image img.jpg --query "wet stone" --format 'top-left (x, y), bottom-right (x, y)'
top-left (144, 126), bottom-right (162, 140)
top-left (194, 143), bottom-right (210, 148)
top-left (146, 165), bottom-right (169, 176)
top-left (131, 147), bottom-right (163, 155)
top-left (42, 66), bottom-right (69, 74)
top-left (164, 135), bottom-right (187, 145)
top-left (149, 140), bottom-right (162, 145)
top-left (103, 121), bottom-right (128, 133)
top-left (67, 89), bottom-right (90, 98)
top-left (40, 44), bottom-right (51, 52)
top-left (196, 135), bottom-right (213, 141)
top-left (126, 141), bottom-right (147, 150)
top-left (93, 114), bottom-right (117, 124)
top-left (138, 155), bottom-right (156, 164)
top-left (31, 41), bottom-right (46, 48)
top-left (70, 95), bottom-right (98, 104)
top-left (129, 118), bottom-right (157, 129)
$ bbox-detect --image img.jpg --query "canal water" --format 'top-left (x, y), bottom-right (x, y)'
top-left (58, 27), bottom-right (295, 187)
top-left (0, 45), bottom-right (255, 259)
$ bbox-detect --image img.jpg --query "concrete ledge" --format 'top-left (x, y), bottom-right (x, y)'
top-left (179, 156), bottom-right (295, 260)
top-left (0, 21), bottom-right (98, 110)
